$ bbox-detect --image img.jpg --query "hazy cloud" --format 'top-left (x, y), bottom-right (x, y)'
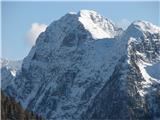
top-left (117, 19), bottom-right (131, 29)
top-left (27, 23), bottom-right (47, 46)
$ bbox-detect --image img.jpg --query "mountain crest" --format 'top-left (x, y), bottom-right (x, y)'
top-left (126, 20), bottom-right (160, 38)
top-left (132, 20), bottom-right (160, 34)
top-left (78, 9), bottom-right (122, 39)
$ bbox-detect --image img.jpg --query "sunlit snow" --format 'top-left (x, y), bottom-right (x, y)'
top-left (78, 10), bottom-right (119, 39)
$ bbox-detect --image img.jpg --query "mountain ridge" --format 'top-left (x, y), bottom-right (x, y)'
top-left (1, 10), bottom-right (160, 120)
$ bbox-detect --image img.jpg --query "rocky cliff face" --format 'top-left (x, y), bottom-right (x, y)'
top-left (2, 10), bottom-right (160, 120)
top-left (82, 21), bottom-right (160, 119)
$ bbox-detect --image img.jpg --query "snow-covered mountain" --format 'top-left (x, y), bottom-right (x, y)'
top-left (1, 59), bottom-right (22, 89)
top-left (2, 10), bottom-right (160, 120)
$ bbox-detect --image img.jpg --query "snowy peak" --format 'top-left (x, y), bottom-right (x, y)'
top-left (78, 9), bottom-right (98, 17)
top-left (46, 10), bottom-right (121, 42)
top-left (0, 58), bottom-right (22, 71)
top-left (132, 20), bottom-right (160, 34)
top-left (126, 20), bottom-right (160, 38)
top-left (35, 10), bottom-right (122, 51)
top-left (78, 10), bottom-right (121, 39)
top-left (1, 59), bottom-right (22, 89)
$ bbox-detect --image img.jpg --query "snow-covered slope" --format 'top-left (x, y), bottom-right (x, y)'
top-left (78, 10), bottom-right (122, 39)
top-left (2, 10), bottom-right (160, 120)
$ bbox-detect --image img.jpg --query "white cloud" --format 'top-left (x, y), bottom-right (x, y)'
top-left (27, 23), bottom-right (47, 46)
top-left (116, 19), bottom-right (131, 29)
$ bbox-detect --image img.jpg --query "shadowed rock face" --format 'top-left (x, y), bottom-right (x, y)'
top-left (82, 57), bottom-right (151, 120)
top-left (62, 33), bottom-right (77, 47)
top-left (2, 10), bottom-right (160, 120)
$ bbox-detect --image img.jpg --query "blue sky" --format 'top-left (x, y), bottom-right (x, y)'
top-left (1, 1), bottom-right (160, 60)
